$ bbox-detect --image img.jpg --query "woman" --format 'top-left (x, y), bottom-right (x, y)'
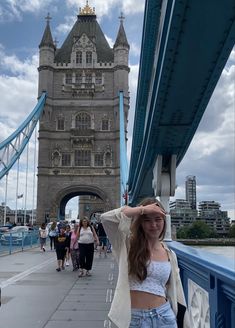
top-left (55, 226), bottom-right (70, 272)
top-left (101, 198), bottom-right (189, 328)
top-left (65, 225), bottom-right (72, 266)
top-left (39, 222), bottom-right (47, 252)
top-left (77, 217), bottom-right (99, 277)
top-left (70, 223), bottom-right (80, 271)
top-left (48, 221), bottom-right (58, 250)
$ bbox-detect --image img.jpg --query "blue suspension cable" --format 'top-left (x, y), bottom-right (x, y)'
top-left (119, 91), bottom-right (129, 205)
top-left (0, 92), bottom-right (47, 180)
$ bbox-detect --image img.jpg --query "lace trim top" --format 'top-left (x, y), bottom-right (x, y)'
top-left (78, 227), bottom-right (94, 244)
top-left (129, 261), bottom-right (171, 297)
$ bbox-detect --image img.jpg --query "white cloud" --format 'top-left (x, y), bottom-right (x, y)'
top-left (0, 45), bottom-right (39, 213)
top-left (174, 51), bottom-right (235, 219)
top-left (55, 15), bottom-right (76, 36)
top-left (122, 0), bottom-right (144, 14)
top-left (105, 34), bottom-right (114, 48)
top-left (0, 0), bottom-right (55, 22)
top-left (65, 0), bottom-right (144, 18)
top-left (130, 42), bottom-right (140, 57)
top-left (0, 47), bottom-right (38, 129)
top-left (127, 63), bottom-right (139, 160)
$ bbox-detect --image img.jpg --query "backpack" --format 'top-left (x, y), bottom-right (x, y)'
top-left (40, 229), bottom-right (47, 238)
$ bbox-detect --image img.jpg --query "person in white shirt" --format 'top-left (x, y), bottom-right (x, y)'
top-left (101, 198), bottom-right (189, 328)
top-left (77, 217), bottom-right (99, 277)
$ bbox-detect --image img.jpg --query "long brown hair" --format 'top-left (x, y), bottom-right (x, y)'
top-left (128, 197), bottom-right (166, 281)
top-left (79, 217), bottom-right (91, 232)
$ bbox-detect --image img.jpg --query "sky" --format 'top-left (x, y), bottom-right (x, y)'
top-left (0, 0), bottom-right (234, 221)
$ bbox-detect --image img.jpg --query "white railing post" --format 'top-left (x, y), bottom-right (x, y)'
top-left (152, 155), bottom-right (176, 241)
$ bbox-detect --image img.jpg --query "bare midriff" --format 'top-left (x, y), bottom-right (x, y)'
top-left (130, 290), bottom-right (166, 309)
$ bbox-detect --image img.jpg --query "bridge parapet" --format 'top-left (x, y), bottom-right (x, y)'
top-left (168, 241), bottom-right (235, 328)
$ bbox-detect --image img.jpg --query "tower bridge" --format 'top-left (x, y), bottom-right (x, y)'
top-left (0, 1), bottom-right (234, 327)
top-left (37, 4), bottom-right (130, 222)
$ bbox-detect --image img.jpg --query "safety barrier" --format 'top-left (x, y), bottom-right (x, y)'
top-left (169, 241), bottom-right (235, 328)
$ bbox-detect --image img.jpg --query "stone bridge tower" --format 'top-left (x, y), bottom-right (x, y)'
top-left (37, 3), bottom-right (129, 223)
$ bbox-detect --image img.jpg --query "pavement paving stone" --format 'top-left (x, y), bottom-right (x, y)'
top-left (0, 248), bottom-right (118, 328)
top-left (58, 301), bottom-right (110, 311)
top-left (44, 320), bottom-right (114, 328)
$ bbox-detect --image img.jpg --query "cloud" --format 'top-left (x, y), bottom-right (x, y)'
top-left (0, 46), bottom-right (38, 131)
top-left (65, 0), bottom-right (144, 18)
top-left (0, 0), bottom-right (56, 22)
top-left (130, 42), bottom-right (141, 57)
top-left (105, 34), bottom-right (114, 48)
top-left (55, 15), bottom-right (76, 36)
top-left (174, 51), bottom-right (235, 218)
top-left (126, 63), bottom-right (139, 164)
top-left (122, 0), bottom-right (144, 14)
top-left (0, 44), bottom-right (39, 212)
top-left (197, 59), bottom-right (235, 133)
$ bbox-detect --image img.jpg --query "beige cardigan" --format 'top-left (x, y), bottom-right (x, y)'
top-left (101, 207), bottom-right (190, 328)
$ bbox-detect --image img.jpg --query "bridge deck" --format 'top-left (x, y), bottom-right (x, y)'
top-left (0, 247), bottom-right (118, 328)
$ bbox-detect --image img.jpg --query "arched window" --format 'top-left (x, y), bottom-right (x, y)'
top-left (76, 51), bottom-right (82, 64)
top-left (95, 72), bottom-right (102, 84)
top-left (65, 73), bottom-right (72, 84)
top-left (75, 113), bottom-right (91, 130)
top-left (94, 153), bottom-right (103, 166)
top-left (61, 153), bottom-right (71, 166)
top-left (85, 73), bottom-right (92, 84)
top-left (57, 116), bottom-right (65, 130)
top-left (86, 51), bottom-right (92, 64)
top-left (74, 150), bottom-right (91, 166)
top-left (75, 73), bottom-right (82, 84)
top-left (102, 119), bottom-right (109, 131)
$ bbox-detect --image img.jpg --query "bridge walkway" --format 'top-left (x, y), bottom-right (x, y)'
top-left (0, 247), bottom-right (118, 328)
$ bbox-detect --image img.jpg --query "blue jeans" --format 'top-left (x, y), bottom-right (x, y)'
top-left (129, 301), bottom-right (177, 328)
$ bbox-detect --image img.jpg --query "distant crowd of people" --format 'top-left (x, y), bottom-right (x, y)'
top-left (38, 217), bottom-right (110, 276)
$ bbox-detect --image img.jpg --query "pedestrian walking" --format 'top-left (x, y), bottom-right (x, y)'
top-left (65, 225), bottom-right (72, 266)
top-left (96, 220), bottom-right (108, 257)
top-left (48, 221), bottom-right (58, 250)
top-left (55, 226), bottom-right (70, 272)
top-left (101, 197), bottom-right (189, 328)
top-left (78, 217), bottom-right (99, 277)
top-left (70, 223), bottom-right (80, 271)
top-left (39, 223), bottom-right (48, 252)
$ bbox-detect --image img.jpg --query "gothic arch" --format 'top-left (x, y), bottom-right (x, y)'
top-left (71, 111), bottom-right (94, 129)
top-left (51, 185), bottom-right (112, 220)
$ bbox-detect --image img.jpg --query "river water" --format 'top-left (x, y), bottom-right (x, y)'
top-left (193, 246), bottom-right (235, 267)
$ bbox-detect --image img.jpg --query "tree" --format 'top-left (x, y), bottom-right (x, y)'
top-left (228, 224), bottom-right (235, 238)
top-left (177, 220), bottom-right (214, 239)
top-left (177, 226), bottom-right (189, 239)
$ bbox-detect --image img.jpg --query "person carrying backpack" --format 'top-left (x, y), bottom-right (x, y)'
top-left (39, 223), bottom-right (48, 252)
top-left (48, 221), bottom-right (58, 250)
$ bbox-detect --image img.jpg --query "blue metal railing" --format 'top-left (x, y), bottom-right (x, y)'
top-left (0, 230), bottom-right (40, 255)
top-left (119, 91), bottom-right (129, 205)
top-left (168, 241), bottom-right (235, 328)
top-left (0, 92), bottom-right (47, 180)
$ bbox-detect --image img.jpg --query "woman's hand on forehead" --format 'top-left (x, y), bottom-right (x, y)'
top-left (143, 203), bottom-right (166, 218)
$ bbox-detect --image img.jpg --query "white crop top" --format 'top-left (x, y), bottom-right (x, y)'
top-left (78, 227), bottom-right (94, 244)
top-left (129, 261), bottom-right (171, 297)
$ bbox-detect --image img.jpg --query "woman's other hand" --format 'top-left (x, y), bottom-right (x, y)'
top-left (122, 203), bottom-right (166, 219)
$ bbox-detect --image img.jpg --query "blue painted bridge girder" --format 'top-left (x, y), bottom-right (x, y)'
top-left (128, 0), bottom-right (235, 204)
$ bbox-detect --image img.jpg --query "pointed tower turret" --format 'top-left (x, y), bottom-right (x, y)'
top-left (38, 13), bottom-right (55, 97)
top-left (39, 13), bottom-right (55, 48)
top-left (114, 15), bottom-right (129, 50)
top-left (113, 13), bottom-right (129, 95)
